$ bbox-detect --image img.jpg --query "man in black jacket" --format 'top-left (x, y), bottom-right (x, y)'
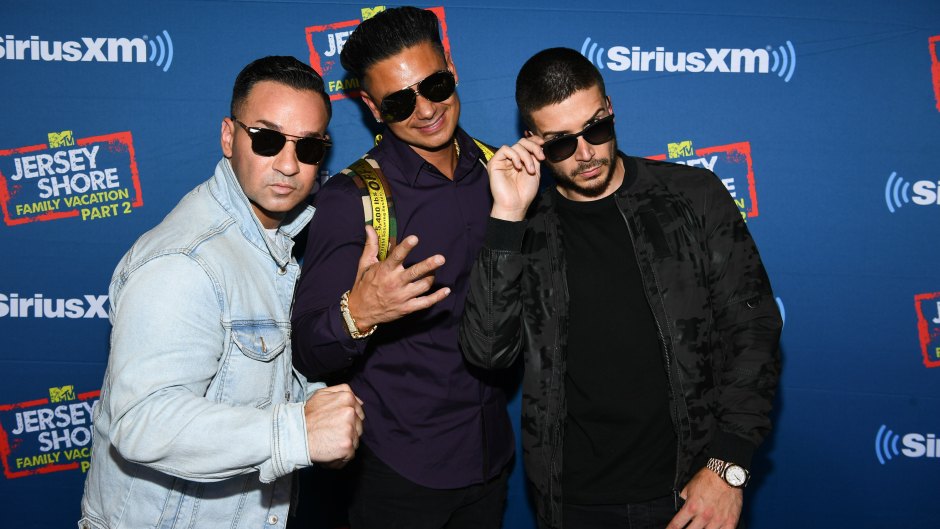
top-left (459, 47), bottom-right (782, 529)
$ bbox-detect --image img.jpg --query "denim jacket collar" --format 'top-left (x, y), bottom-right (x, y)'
top-left (209, 158), bottom-right (314, 269)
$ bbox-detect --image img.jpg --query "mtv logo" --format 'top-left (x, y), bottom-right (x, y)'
top-left (48, 130), bottom-right (75, 148)
top-left (361, 6), bottom-right (385, 20)
top-left (49, 385), bottom-right (76, 403)
top-left (914, 292), bottom-right (940, 368)
top-left (668, 140), bottom-right (693, 159)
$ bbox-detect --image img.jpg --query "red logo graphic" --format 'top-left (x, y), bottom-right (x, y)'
top-left (647, 140), bottom-right (759, 219)
top-left (0, 386), bottom-right (100, 479)
top-left (0, 130), bottom-right (144, 226)
top-left (930, 36), bottom-right (940, 113)
top-left (914, 292), bottom-right (940, 368)
top-left (305, 6), bottom-right (452, 101)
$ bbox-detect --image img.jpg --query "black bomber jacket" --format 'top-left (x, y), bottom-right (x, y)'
top-left (459, 153), bottom-right (782, 529)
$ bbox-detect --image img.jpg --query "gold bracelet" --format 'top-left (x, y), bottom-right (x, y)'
top-left (340, 290), bottom-right (377, 339)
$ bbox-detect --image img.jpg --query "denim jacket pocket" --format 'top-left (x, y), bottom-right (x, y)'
top-left (232, 322), bottom-right (288, 361)
top-left (219, 322), bottom-right (289, 408)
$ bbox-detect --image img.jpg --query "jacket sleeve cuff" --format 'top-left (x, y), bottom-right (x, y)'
top-left (708, 429), bottom-right (758, 471)
top-left (259, 402), bottom-right (311, 483)
top-left (484, 217), bottom-right (526, 251)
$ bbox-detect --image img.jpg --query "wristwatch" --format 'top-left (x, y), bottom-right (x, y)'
top-left (340, 290), bottom-right (377, 339)
top-left (706, 457), bottom-right (750, 488)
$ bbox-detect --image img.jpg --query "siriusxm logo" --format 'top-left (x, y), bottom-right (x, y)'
top-left (875, 425), bottom-right (939, 464)
top-left (884, 171), bottom-right (940, 213)
top-left (0, 293), bottom-right (108, 319)
top-left (580, 37), bottom-right (796, 82)
top-left (0, 31), bottom-right (174, 72)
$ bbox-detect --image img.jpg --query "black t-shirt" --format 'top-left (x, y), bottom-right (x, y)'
top-left (555, 182), bottom-right (677, 505)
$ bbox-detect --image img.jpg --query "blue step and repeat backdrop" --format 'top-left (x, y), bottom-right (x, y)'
top-left (1, 1), bottom-right (938, 527)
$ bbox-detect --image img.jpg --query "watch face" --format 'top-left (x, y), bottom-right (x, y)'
top-left (726, 465), bottom-right (747, 487)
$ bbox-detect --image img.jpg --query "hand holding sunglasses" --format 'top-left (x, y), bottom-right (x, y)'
top-left (233, 118), bottom-right (332, 165)
top-left (378, 70), bottom-right (457, 123)
top-left (486, 136), bottom-right (546, 222)
top-left (540, 114), bottom-right (616, 163)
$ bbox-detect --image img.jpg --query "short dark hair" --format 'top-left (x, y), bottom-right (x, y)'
top-left (230, 55), bottom-right (331, 119)
top-left (515, 47), bottom-right (606, 128)
top-left (340, 6), bottom-right (445, 81)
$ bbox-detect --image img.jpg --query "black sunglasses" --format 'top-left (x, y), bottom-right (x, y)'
top-left (540, 114), bottom-right (616, 163)
top-left (378, 70), bottom-right (457, 123)
top-left (232, 118), bottom-right (331, 165)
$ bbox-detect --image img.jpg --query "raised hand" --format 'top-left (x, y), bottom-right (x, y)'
top-left (488, 135), bottom-right (545, 221)
top-left (345, 225), bottom-right (451, 332)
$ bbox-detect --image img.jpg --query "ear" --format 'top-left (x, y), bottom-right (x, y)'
top-left (360, 91), bottom-right (383, 123)
top-left (445, 51), bottom-right (458, 84)
top-left (221, 117), bottom-right (235, 159)
top-left (606, 95), bottom-right (614, 116)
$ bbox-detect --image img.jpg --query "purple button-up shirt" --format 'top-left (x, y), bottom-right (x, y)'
top-left (291, 128), bottom-right (514, 489)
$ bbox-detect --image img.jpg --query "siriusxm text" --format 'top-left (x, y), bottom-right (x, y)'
top-left (0, 293), bottom-right (108, 319)
top-left (604, 46), bottom-right (770, 74)
top-left (0, 35), bottom-right (146, 63)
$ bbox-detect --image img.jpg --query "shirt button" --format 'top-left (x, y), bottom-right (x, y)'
top-left (277, 266), bottom-right (287, 275)
top-left (268, 514), bottom-right (279, 525)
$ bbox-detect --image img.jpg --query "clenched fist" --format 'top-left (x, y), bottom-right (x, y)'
top-left (304, 383), bottom-right (364, 467)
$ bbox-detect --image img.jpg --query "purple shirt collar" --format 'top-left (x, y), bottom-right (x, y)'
top-left (370, 126), bottom-right (485, 186)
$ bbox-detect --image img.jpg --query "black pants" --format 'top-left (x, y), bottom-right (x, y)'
top-left (348, 446), bottom-right (509, 529)
top-left (563, 494), bottom-right (747, 529)
top-left (562, 494), bottom-right (681, 529)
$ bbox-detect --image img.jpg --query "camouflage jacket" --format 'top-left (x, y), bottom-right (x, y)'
top-left (459, 153), bottom-right (782, 529)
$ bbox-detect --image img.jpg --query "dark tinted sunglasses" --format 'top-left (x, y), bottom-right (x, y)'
top-left (378, 70), bottom-right (457, 123)
top-left (233, 118), bottom-right (331, 165)
top-left (540, 114), bottom-right (616, 163)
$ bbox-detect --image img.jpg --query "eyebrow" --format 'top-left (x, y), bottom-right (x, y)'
top-left (253, 119), bottom-right (325, 138)
top-left (541, 108), bottom-right (608, 138)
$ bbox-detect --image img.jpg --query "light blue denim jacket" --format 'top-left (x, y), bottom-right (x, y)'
top-left (79, 159), bottom-right (323, 529)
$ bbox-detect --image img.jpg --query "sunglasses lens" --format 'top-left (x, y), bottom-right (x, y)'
top-left (295, 138), bottom-right (329, 165)
top-left (239, 121), bottom-right (329, 165)
top-left (419, 71), bottom-right (456, 103)
top-left (380, 89), bottom-right (417, 123)
top-left (249, 128), bottom-right (287, 157)
top-left (583, 117), bottom-right (615, 145)
top-left (378, 71), bottom-right (456, 123)
top-left (542, 116), bottom-right (615, 162)
top-left (544, 137), bottom-right (578, 163)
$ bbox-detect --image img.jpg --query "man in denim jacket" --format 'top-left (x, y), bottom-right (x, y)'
top-left (78, 56), bottom-right (364, 529)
